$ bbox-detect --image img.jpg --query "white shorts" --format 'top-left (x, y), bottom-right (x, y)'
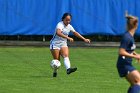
top-left (50, 42), bottom-right (68, 50)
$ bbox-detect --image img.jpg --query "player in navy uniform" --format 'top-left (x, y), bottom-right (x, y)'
top-left (117, 15), bottom-right (140, 93)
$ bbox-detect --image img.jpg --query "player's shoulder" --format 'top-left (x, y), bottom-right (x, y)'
top-left (123, 32), bottom-right (130, 38)
top-left (68, 24), bottom-right (73, 27)
top-left (67, 24), bottom-right (74, 30)
top-left (122, 32), bottom-right (132, 41)
top-left (56, 21), bottom-right (64, 28)
top-left (57, 21), bottom-right (63, 26)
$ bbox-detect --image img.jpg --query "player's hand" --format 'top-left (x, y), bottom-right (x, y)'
top-left (68, 37), bottom-right (74, 42)
top-left (84, 39), bottom-right (90, 43)
top-left (134, 54), bottom-right (140, 61)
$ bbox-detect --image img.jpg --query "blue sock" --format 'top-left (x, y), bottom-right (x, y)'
top-left (129, 85), bottom-right (140, 93)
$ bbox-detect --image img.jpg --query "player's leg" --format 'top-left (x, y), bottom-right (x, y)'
top-left (126, 70), bottom-right (140, 93)
top-left (60, 47), bottom-right (77, 75)
top-left (126, 70), bottom-right (140, 85)
top-left (60, 46), bottom-right (70, 69)
top-left (50, 49), bottom-right (60, 77)
top-left (128, 85), bottom-right (140, 93)
top-left (50, 49), bottom-right (60, 60)
top-left (50, 43), bottom-right (61, 77)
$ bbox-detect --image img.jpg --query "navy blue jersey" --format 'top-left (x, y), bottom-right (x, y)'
top-left (116, 32), bottom-right (136, 77)
top-left (118, 32), bottom-right (136, 64)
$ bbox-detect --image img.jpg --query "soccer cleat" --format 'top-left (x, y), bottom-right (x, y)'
top-left (67, 67), bottom-right (77, 75)
top-left (53, 72), bottom-right (57, 77)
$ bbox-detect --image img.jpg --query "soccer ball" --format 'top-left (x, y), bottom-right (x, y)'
top-left (50, 60), bottom-right (61, 69)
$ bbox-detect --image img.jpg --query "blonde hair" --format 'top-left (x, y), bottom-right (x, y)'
top-left (126, 15), bottom-right (138, 31)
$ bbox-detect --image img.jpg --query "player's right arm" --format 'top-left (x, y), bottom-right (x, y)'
top-left (56, 29), bottom-right (74, 42)
top-left (119, 48), bottom-right (140, 60)
top-left (119, 35), bottom-right (140, 60)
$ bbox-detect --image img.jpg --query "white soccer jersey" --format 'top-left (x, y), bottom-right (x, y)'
top-left (50, 21), bottom-right (75, 44)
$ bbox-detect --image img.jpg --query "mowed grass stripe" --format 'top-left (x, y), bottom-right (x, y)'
top-left (0, 47), bottom-right (139, 93)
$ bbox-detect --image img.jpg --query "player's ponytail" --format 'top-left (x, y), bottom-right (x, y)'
top-left (126, 15), bottom-right (138, 31)
top-left (62, 13), bottom-right (72, 21)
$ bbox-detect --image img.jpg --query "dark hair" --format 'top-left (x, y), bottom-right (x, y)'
top-left (126, 15), bottom-right (138, 31)
top-left (62, 13), bottom-right (72, 21)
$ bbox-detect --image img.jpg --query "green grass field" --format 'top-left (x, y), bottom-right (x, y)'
top-left (0, 47), bottom-right (140, 93)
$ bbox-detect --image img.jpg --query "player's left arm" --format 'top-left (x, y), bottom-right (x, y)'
top-left (72, 31), bottom-right (90, 43)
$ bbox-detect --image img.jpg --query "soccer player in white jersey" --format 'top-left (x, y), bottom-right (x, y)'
top-left (50, 13), bottom-right (90, 77)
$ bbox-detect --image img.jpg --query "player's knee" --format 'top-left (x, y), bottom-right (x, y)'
top-left (62, 55), bottom-right (68, 58)
top-left (54, 58), bottom-right (60, 61)
top-left (132, 78), bottom-right (140, 85)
